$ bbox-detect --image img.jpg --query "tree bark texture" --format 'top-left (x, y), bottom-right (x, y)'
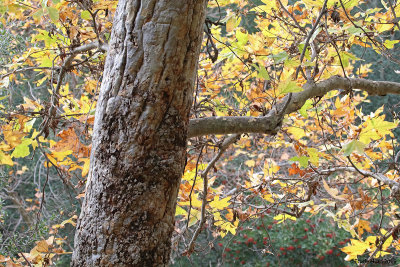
top-left (72, 0), bottom-right (207, 266)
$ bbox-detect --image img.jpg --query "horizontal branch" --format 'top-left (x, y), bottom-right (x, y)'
top-left (188, 114), bottom-right (280, 138)
top-left (319, 166), bottom-right (399, 188)
top-left (188, 76), bottom-right (400, 138)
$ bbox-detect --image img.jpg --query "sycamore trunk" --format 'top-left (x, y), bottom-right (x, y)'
top-left (72, 1), bottom-right (207, 265)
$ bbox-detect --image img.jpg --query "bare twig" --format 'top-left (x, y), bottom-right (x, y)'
top-left (185, 134), bottom-right (240, 255)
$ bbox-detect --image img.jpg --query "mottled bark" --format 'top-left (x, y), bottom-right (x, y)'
top-left (72, 0), bottom-right (207, 266)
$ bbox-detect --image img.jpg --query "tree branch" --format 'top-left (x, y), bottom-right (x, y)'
top-left (188, 76), bottom-right (400, 138)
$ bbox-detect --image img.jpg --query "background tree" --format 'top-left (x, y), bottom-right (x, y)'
top-left (1, 0), bottom-right (400, 266)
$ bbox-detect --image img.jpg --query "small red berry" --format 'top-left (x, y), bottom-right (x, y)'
top-left (326, 249), bottom-right (333, 255)
top-left (287, 245), bottom-right (295, 251)
top-left (280, 247), bottom-right (285, 251)
top-left (268, 225), bottom-right (273, 230)
top-left (222, 180), bottom-right (227, 185)
top-left (319, 255), bottom-right (325, 261)
top-left (305, 249), bottom-right (310, 253)
top-left (226, 248), bottom-right (231, 252)
top-left (313, 242), bottom-right (318, 246)
top-left (222, 253), bottom-right (226, 257)
top-left (304, 228), bottom-right (309, 232)
top-left (218, 243), bottom-right (223, 247)
top-left (306, 219), bottom-right (311, 223)
top-left (243, 234), bottom-right (248, 239)
top-left (241, 261), bottom-right (246, 264)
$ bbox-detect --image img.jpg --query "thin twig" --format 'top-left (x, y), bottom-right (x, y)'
top-left (185, 134), bottom-right (240, 255)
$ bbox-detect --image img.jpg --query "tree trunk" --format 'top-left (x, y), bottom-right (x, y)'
top-left (71, 0), bottom-right (207, 265)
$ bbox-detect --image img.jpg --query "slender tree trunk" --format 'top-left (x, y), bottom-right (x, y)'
top-left (72, 1), bottom-right (207, 265)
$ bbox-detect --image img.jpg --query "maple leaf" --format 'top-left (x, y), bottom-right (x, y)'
top-left (341, 239), bottom-right (369, 261)
top-left (355, 219), bottom-right (372, 236)
top-left (341, 140), bottom-right (366, 156)
top-left (359, 115), bottom-right (397, 144)
top-left (209, 196), bottom-right (231, 211)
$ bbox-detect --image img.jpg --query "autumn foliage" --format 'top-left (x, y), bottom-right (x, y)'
top-left (1, 0), bottom-right (400, 265)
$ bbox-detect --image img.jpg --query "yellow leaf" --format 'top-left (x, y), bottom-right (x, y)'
top-left (0, 151), bottom-right (14, 166)
top-left (263, 160), bottom-right (280, 176)
top-left (381, 229), bottom-right (393, 251)
top-left (286, 126), bottom-right (306, 139)
top-left (245, 159), bottom-right (256, 167)
top-left (355, 219), bottom-right (372, 236)
top-left (359, 115), bottom-right (397, 144)
top-left (188, 208), bottom-right (201, 227)
top-left (175, 206), bottom-right (187, 216)
top-left (226, 16), bottom-right (236, 32)
top-left (341, 239), bottom-right (369, 260)
top-left (273, 214), bottom-right (296, 224)
top-left (179, 194), bottom-right (203, 209)
top-left (79, 158), bottom-right (90, 177)
top-left (36, 240), bottom-right (49, 253)
top-left (209, 196), bottom-right (231, 211)
top-left (322, 179), bottom-right (347, 200)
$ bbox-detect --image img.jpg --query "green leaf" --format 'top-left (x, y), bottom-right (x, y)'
top-left (32, 8), bottom-right (44, 19)
top-left (81, 10), bottom-right (92, 20)
top-left (384, 39), bottom-right (399, 49)
top-left (278, 79), bottom-right (303, 95)
top-left (299, 99), bottom-right (313, 118)
top-left (339, 51), bottom-right (360, 68)
top-left (269, 51), bottom-right (288, 64)
top-left (290, 156), bottom-right (309, 168)
top-left (254, 64), bottom-right (270, 80)
top-left (298, 43), bottom-right (310, 60)
top-left (341, 140), bottom-right (366, 156)
top-left (235, 30), bottom-right (248, 45)
top-left (47, 7), bottom-right (59, 22)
